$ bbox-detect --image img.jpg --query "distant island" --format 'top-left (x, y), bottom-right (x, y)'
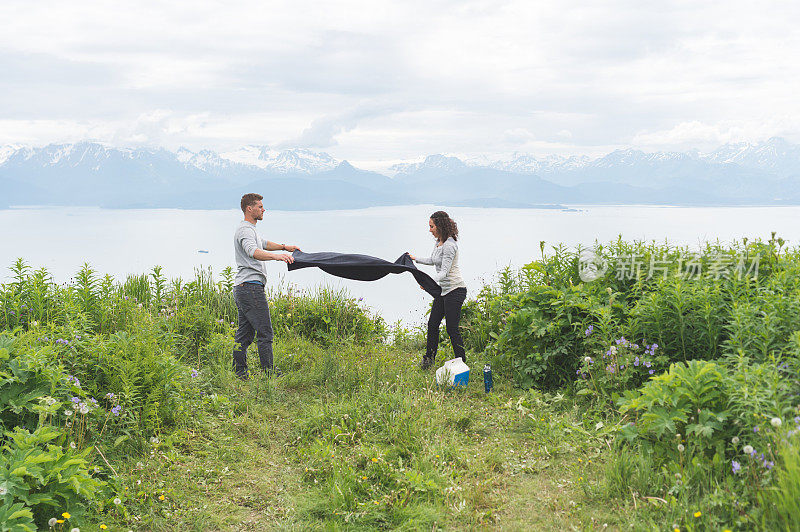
top-left (2, 138), bottom-right (800, 210)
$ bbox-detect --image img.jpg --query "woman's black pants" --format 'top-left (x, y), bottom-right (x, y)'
top-left (425, 287), bottom-right (467, 362)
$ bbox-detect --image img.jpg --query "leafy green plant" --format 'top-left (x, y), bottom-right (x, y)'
top-left (0, 426), bottom-right (105, 528)
top-left (576, 336), bottom-right (664, 403)
top-left (618, 360), bottom-right (733, 454)
top-left (0, 502), bottom-right (35, 532)
top-left (0, 334), bottom-right (61, 433)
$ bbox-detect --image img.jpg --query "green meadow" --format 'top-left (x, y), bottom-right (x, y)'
top-left (2, 234), bottom-right (800, 531)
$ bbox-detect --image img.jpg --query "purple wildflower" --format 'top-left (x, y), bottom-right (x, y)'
top-left (649, 369), bottom-right (655, 375)
top-left (191, 369), bottom-right (199, 378)
top-left (634, 356), bottom-right (640, 367)
top-left (71, 397), bottom-right (81, 404)
top-left (732, 460), bottom-right (741, 474)
top-left (111, 405), bottom-right (122, 416)
top-left (585, 325), bottom-right (594, 336)
top-left (754, 426), bottom-right (759, 433)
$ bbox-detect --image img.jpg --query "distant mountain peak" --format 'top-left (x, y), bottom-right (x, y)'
top-left (389, 153), bottom-right (467, 176)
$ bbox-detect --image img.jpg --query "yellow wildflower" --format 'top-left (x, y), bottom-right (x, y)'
top-left (578, 458), bottom-right (583, 462)
top-left (57, 520), bottom-right (64, 524)
top-left (62, 512), bottom-right (71, 519)
top-left (371, 458), bottom-right (378, 463)
top-left (694, 511), bottom-right (701, 518)
top-left (100, 526), bottom-right (108, 530)
top-left (159, 494), bottom-right (165, 501)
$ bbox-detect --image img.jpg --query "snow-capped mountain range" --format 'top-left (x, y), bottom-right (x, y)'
top-left (0, 142), bottom-right (340, 176)
top-left (2, 138), bottom-right (800, 209)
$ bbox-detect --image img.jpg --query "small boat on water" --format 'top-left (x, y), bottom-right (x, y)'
top-left (197, 250), bottom-right (209, 254)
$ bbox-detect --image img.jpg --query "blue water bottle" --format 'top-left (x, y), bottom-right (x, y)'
top-left (483, 364), bottom-right (493, 393)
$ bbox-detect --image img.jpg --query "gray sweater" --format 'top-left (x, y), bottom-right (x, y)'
top-left (415, 237), bottom-right (467, 296)
top-left (234, 221), bottom-right (268, 285)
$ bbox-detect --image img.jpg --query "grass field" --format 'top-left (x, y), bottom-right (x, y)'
top-left (104, 339), bottom-right (629, 531)
top-left (3, 236), bottom-right (800, 531)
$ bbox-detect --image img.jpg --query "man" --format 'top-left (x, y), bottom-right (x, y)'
top-left (233, 193), bottom-right (301, 379)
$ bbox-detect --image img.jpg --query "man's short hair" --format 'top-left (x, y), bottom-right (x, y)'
top-left (241, 193), bottom-right (263, 213)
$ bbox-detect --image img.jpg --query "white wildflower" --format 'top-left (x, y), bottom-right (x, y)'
top-left (677, 444), bottom-right (685, 452)
top-left (0, 485), bottom-right (7, 495)
top-left (743, 445), bottom-right (754, 455)
top-left (732, 436), bottom-right (739, 445)
top-left (584, 356), bottom-right (592, 363)
top-left (150, 436), bottom-right (159, 444)
top-left (69, 441), bottom-right (76, 449)
top-left (64, 410), bottom-right (73, 417)
top-left (113, 497), bottom-right (122, 505)
top-left (71, 528), bottom-right (80, 532)
top-left (48, 517), bottom-right (57, 527)
top-left (772, 417), bottom-right (782, 428)
top-left (79, 403), bottom-right (89, 415)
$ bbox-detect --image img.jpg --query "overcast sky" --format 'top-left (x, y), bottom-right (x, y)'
top-left (1, 0), bottom-right (799, 168)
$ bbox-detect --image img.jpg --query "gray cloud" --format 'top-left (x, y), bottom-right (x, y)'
top-left (283, 101), bottom-right (406, 148)
top-left (0, 0), bottom-right (799, 161)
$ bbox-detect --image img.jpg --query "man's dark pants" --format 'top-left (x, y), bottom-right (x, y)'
top-left (232, 282), bottom-right (274, 378)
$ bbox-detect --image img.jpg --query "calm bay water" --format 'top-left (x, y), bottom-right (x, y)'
top-left (1, 205), bottom-right (798, 325)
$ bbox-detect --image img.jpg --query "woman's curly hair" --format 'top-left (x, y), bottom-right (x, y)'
top-left (430, 210), bottom-right (458, 242)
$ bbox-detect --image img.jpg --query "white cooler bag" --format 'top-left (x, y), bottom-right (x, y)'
top-left (435, 358), bottom-right (470, 387)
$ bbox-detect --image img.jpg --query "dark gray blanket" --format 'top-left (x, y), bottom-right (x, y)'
top-left (287, 250), bottom-right (441, 297)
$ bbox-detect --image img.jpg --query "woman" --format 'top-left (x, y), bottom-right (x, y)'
top-left (409, 211), bottom-right (468, 369)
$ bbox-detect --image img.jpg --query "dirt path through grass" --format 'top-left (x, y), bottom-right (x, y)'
top-left (108, 344), bottom-right (627, 530)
